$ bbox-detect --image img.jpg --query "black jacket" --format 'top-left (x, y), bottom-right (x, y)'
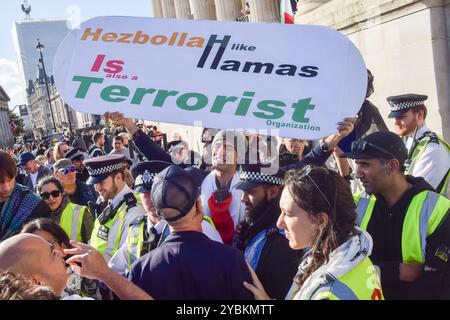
top-left (235, 198), bottom-right (303, 300)
top-left (366, 176), bottom-right (450, 299)
top-left (129, 231), bottom-right (253, 300)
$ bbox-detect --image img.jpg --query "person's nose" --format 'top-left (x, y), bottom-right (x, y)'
top-left (355, 165), bottom-right (364, 180)
top-left (276, 213), bottom-right (286, 230)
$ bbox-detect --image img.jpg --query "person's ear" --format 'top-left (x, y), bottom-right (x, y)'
top-left (387, 159), bottom-right (401, 175)
top-left (316, 212), bottom-right (329, 231)
top-left (266, 185), bottom-right (280, 202)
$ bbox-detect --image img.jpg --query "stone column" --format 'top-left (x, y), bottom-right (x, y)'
top-left (152, 0), bottom-right (163, 18)
top-left (161, 0), bottom-right (177, 19)
top-left (214, 0), bottom-right (242, 21)
top-left (189, 0), bottom-right (217, 20)
top-left (174, 0), bottom-right (193, 19)
top-left (247, 0), bottom-right (280, 23)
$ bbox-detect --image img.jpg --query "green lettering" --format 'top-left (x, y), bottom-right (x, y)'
top-left (176, 93), bottom-right (208, 111)
top-left (131, 88), bottom-right (156, 105)
top-left (210, 96), bottom-right (238, 114)
top-left (292, 98), bottom-right (315, 123)
top-left (100, 85), bottom-right (130, 103)
top-left (153, 90), bottom-right (179, 107)
top-left (72, 76), bottom-right (104, 98)
top-left (235, 92), bottom-right (255, 116)
top-left (253, 100), bottom-right (285, 120)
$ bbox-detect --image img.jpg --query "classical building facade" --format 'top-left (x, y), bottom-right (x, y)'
top-left (0, 87), bottom-right (16, 148)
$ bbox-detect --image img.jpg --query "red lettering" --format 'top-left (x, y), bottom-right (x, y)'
top-left (104, 60), bottom-right (124, 74)
top-left (91, 54), bottom-right (106, 72)
top-left (371, 288), bottom-right (382, 300)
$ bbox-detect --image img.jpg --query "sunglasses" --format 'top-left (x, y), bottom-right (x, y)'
top-left (351, 140), bottom-right (396, 159)
top-left (58, 165), bottom-right (75, 175)
top-left (297, 165), bottom-right (331, 209)
top-left (40, 190), bottom-right (62, 200)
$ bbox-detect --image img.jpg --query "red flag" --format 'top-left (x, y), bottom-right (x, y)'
top-left (280, 0), bottom-right (295, 24)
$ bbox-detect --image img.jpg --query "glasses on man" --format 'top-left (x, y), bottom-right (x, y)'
top-left (58, 165), bottom-right (76, 175)
top-left (297, 165), bottom-right (331, 209)
top-left (40, 190), bottom-right (62, 200)
top-left (351, 140), bottom-right (396, 159)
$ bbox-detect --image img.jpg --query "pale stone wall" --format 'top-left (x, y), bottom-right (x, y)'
top-left (296, 0), bottom-right (450, 140)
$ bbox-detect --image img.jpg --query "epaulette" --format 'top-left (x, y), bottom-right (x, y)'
top-left (423, 131), bottom-right (440, 145)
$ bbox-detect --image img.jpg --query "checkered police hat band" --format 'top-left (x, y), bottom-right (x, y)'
top-left (240, 171), bottom-right (283, 185)
top-left (87, 163), bottom-right (123, 176)
top-left (135, 171), bottom-right (157, 186)
top-left (390, 100), bottom-right (424, 111)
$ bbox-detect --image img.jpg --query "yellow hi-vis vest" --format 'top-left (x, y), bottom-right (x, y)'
top-left (126, 216), bottom-right (217, 269)
top-left (312, 257), bottom-right (384, 300)
top-left (407, 133), bottom-right (450, 196)
top-left (59, 203), bottom-right (86, 242)
top-left (90, 201), bottom-right (130, 262)
top-left (354, 191), bottom-right (450, 264)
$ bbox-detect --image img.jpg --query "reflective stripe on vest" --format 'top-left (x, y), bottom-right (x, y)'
top-left (90, 202), bottom-right (128, 262)
top-left (202, 215), bottom-right (216, 229)
top-left (127, 222), bottom-right (145, 270)
top-left (353, 193), bottom-right (376, 230)
top-left (355, 191), bottom-right (450, 264)
top-left (59, 203), bottom-right (85, 242)
top-left (311, 258), bottom-right (384, 300)
top-left (408, 134), bottom-right (450, 196)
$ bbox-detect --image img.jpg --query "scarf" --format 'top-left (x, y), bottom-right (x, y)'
top-left (291, 228), bottom-right (373, 300)
top-left (0, 184), bottom-right (43, 241)
top-left (50, 196), bottom-right (71, 225)
top-left (201, 171), bottom-right (244, 245)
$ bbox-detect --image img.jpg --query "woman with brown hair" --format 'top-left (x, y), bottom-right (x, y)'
top-left (244, 165), bottom-right (383, 300)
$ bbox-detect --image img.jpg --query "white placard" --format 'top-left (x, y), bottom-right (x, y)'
top-left (54, 16), bottom-right (367, 139)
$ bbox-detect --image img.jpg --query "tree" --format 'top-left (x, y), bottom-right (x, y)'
top-left (7, 109), bottom-right (24, 137)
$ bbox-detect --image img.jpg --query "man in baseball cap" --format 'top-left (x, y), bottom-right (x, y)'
top-left (341, 131), bottom-right (450, 300)
top-left (126, 164), bottom-right (253, 300)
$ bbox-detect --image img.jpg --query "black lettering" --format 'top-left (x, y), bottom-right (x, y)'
top-left (220, 60), bottom-right (240, 72)
top-left (243, 62), bottom-right (274, 74)
top-left (276, 64), bottom-right (297, 76)
top-left (299, 66), bottom-right (319, 77)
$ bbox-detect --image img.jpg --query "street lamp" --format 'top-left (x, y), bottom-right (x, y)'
top-left (36, 39), bottom-right (56, 133)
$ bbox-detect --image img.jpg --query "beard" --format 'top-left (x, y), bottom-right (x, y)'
top-left (244, 195), bottom-right (270, 226)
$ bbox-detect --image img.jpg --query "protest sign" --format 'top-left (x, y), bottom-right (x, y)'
top-left (54, 16), bottom-right (367, 139)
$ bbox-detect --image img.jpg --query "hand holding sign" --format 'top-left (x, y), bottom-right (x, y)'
top-left (54, 16), bottom-right (367, 139)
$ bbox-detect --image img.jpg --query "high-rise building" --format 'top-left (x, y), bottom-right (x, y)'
top-left (13, 18), bottom-right (102, 134)
top-left (12, 18), bottom-right (71, 88)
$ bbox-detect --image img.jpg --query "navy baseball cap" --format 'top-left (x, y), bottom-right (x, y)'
top-left (341, 131), bottom-right (408, 164)
top-left (18, 152), bottom-right (35, 166)
top-left (151, 165), bottom-right (200, 222)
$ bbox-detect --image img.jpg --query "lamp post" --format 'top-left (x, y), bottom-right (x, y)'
top-left (35, 39), bottom-right (56, 133)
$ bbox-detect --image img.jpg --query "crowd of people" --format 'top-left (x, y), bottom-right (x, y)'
top-left (0, 83), bottom-right (449, 300)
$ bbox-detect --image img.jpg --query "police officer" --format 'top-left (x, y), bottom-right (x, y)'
top-left (84, 154), bottom-right (146, 262)
top-left (387, 94), bottom-right (450, 197)
top-left (234, 162), bottom-right (302, 300)
top-left (109, 161), bottom-right (222, 275)
top-left (342, 131), bottom-right (450, 299)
